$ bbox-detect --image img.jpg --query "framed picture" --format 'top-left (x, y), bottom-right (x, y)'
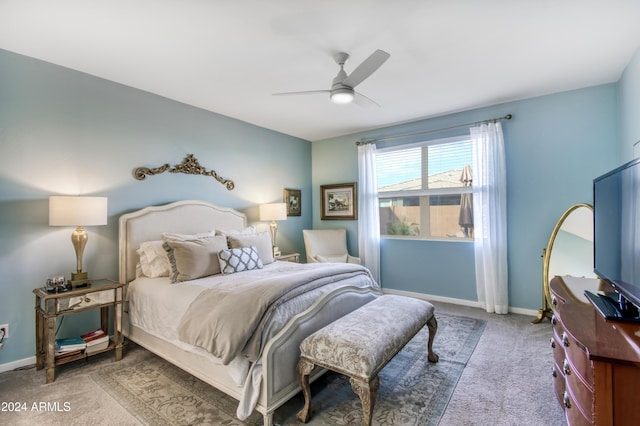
top-left (321, 183), bottom-right (357, 220)
top-left (283, 188), bottom-right (301, 216)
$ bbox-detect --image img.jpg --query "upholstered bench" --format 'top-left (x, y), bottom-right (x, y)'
top-left (296, 294), bottom-right (439, 426)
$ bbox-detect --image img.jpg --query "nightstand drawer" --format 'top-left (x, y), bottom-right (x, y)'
top-left (39, 288), bottom-right (121, 312)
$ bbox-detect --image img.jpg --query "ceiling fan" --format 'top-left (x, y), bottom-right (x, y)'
top-left (273, 49), bottom-right (390, 106)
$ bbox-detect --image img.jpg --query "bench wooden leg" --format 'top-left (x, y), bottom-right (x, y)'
top-left (296, 358), bottom-right (315, 423)
top-left (427, 315), bottom-right (439, 363)
top-left (350, 375), bottom-right (380, 426)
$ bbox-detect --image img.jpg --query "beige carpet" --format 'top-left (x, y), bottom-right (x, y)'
top-left (0, 301), bottom-right (565, 425)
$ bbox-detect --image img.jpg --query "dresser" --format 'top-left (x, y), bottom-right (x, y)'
top-left (550, 276), bottom-right (640, 425)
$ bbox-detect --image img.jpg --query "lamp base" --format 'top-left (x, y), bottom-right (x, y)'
top-left (70, 271), bottom-right (90, 288)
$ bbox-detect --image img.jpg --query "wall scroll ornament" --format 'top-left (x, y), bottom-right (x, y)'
top-left (133, 154), bottom-right (235, 190)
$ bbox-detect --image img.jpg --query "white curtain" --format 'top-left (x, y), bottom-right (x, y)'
top-left (357, 143), bottom-right (381, 284)
top-left (471, 122), bottom-right (509, 314)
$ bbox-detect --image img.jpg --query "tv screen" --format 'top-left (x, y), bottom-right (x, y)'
top-left (593, 157), bottom-right (640, 309)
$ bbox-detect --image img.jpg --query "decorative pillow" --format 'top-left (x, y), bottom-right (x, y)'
top-left (316, 253), bottom-right (348, 263)
top-left (136, 240), bottom-right (171, 277)
top-left (228, 231), bottom-right (274, 264)
top-left (215, 226), bottom-right (256, 238)
top-left (218, 246), bottom-right (263, 275)
top-left (163, 235), bottom-right (228, 283)
top-left (161, 231), bottom-right (216, 241)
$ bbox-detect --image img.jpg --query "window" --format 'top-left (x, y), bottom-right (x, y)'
top-left (376, 135), bottom-right (473, 240)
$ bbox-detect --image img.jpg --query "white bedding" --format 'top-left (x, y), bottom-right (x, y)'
top-left (127, 260), bottom-right (379, 419)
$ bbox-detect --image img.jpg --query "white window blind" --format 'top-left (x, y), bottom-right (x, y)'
top-left (376, 135), bottom-right (474, 239)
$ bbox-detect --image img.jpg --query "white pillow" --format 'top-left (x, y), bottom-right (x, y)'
top-left (316, 253), bottom-right (348, 263)
top-left (218, 246), bottom-right (263, 275)
top-left (137, 241), bottom-right (171, 277)
top-left (215, 226), bottom-right (256, 238)
top-left (163, 235), bottom-right (229, 283)
top-left (228, 231), bottom-right (274, 264)
top-left (161, 231), bottom-right (216, 241)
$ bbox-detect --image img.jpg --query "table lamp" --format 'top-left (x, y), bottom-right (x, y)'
top-left (259, 203), bottom-right (287, 256)
top-left (49, 196), bottom-right (108, 287)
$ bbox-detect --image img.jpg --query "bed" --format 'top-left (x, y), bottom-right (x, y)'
top-left (118, 200), bottom-right (381, 425)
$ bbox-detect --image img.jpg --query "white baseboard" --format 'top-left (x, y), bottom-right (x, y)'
top-left (381, 288), bottom-right (538, 317)
top-left (507, 306), bottom-right (539, 317)
top-left (0, 356), bottom-right (36, 374)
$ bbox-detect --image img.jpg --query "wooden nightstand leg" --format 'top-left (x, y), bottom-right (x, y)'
top-left (114, 301), bottom-right (123, 361)
top-left (35, 296), bottom-right (44, 370)
top-left (100, 306), bottom-right (109, 333)
top-left (44, 315), bottom-right (56, 383)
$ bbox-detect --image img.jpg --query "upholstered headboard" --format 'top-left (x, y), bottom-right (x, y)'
top-left (118, 200), bottom-right (247, 284)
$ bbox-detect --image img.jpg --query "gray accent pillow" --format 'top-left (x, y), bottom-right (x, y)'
top-left (218, 246), bottom-right (264, 274)
top-left (228, 231), bottom-right (274, 264)
top-left (163, 235), bottom-right (228, 283)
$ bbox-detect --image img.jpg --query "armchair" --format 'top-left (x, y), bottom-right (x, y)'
top-left (302, 229), bottom-right (360, 264)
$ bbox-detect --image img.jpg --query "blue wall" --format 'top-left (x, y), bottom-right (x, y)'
top-left (619, 46), bottom-right (640, 160)
top-left (312, 84), bottom-right (621, 309)
top-left (0, 49), bottom-right (312, 364)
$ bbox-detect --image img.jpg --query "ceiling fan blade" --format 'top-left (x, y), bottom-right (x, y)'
top-left (342, 49), bottom-right (390, 88)
top-left (354, 91), bottom-right (381, 108)
top-left (273, 90), bottom-right (330, 96)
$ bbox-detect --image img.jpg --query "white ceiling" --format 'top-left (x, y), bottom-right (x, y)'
top-left (1, 1), bottom-right (639, 142)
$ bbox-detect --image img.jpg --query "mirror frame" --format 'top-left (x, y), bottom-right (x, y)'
top-left (540, 203), bottom-right (593, 318)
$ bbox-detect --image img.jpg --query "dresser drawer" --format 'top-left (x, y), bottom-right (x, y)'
top-left (561, 330), bottom-right (593, 388)
top-left (551, 313), bottom-right (564, 337)
top-left (551, 337), bottom-right (564, 370)
top-left (563, 388), bottom-right (591, 426)
top-left (565, 358), bottom-right (593, 423)
top-left (552, 363), bottom-right (566, 407)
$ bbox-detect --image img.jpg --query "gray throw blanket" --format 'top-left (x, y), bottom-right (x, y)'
top-left (177, 263), bottom-right (374, 364)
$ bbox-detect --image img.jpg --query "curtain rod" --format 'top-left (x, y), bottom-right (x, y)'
top-left (355, 113), bottom-right (512, 146)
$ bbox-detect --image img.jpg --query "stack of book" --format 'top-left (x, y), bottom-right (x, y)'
top-left (81, 329), bottom-right (109, 354)
top-left (54, 337), bottom-right (86, 359)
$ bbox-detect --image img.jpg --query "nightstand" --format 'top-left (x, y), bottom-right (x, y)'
top-left (275, 252), bottom-right (300, 263)
top-left (33, 279), bottom-right (125, 383)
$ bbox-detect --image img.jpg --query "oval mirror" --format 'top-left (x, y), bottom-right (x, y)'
top-left (533, 203), bottom-right (597, 323)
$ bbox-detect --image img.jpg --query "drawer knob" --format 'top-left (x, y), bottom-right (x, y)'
top-left (550, 338), bottom-right (556, 349)
top-left (563, 359), bottom-right (571, 375)
top-left (552, 367), bottom-right (557, 378)
top-left (551, 315), bottom-right (557, 326)
top-left (561, 332), bottom-right (570, 347)
top-left (552, 296), bottom-right (558, 306)
top-left (563, 391), bottom-right (572, 409)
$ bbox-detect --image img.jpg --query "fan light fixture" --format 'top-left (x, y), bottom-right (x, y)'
top-left (330, 87), bottom-right (354, 104)
top-left (274, 50), bottom-right (389, 107)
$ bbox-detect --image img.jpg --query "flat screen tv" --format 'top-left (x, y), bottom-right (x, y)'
top-left (593, 157), bottom-right (640, 314)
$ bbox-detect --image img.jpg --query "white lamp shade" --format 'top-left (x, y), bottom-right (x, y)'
top-left (259, 203), bottom-right (287, 221)
top-left (49, 196), bottom-right (108, 226)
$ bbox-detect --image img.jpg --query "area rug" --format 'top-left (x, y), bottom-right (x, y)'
top-left (91, 313), bottom-right (486, 426)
